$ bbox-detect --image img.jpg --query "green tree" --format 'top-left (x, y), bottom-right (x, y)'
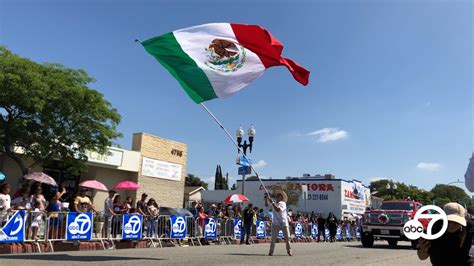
top-left (224, 172), bottom-right (229, 190)
top-left (369, 179), bottom-right (433, 204)
top-left (185, 174), bottom-right (208, 189)
top-left (0, 46), bottom-right (121, 176)
top-left (430, 184), bottom-right (469, 207)
top-left (214, 165), bottom-right (221, 190)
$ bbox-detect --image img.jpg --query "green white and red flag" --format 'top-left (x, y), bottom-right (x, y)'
top-left (141, 23), bottom-right (310, 103)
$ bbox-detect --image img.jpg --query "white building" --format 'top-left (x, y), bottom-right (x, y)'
top-left (203, 175), bottom-right (371, 218)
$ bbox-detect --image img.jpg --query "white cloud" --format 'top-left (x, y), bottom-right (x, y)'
top-left (252, 160), bottom-right (267, 169)
top-left (306, 128), bottom-right (349, 142)
top-left (416, 162), bottom-right (441, 171)
top-left (369, 177), bottom-right (389, 182)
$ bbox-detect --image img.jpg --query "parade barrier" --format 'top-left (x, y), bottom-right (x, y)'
top-left (0, 210), bottom-right (360, 254)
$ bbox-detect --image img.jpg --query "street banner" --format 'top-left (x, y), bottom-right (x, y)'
top-left (311, 224), bottom-right (318, 238)
top-left (170, 215), bottom-right (187, 239)
top-left (204, 218), bottom-right (217, 239)
top-left (233, 218), bottom-right (242, 239)
top-left (66, 212), bottom-right (93, 241)
top-left (278, 230), bottom-right (284, 238)
top-left (0, 211), bottom-right (25, 243)
top-left (256, 220), bottom-right (266, 238)
top-left (295, 222), bottom-right (303, 238)
top-left (324, 227), bottom-right (330, 239)
top-left (122, 214), bottom-right (143, 240)
top-left (336, 226), bottom-right (342, 240)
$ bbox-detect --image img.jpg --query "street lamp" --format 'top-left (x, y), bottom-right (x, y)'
top-left (236, 125), bottom-right (256, 196)
top-left (386, 183), bottom-right (397, 199)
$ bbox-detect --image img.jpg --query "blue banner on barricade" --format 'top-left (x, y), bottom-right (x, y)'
top-left (0, 211), bottom-right (25, 243)
top-left (356, 227), bottom-right (361, 239)
top-left (170, 215), bottom-right (187, 239)
top-left (204, 218), bottom-right (217, 239)
top-left (336, 226), bottom-right (342, 240)
top-left (324, 227), bottom-right (330, 239)
top-left (278, 230), bottom-right (284, 238)
top-left (345, 224), bottom-right (352, 239)
top-left (294, 222), bottom-right (303, 238)
top-left (256, 220), bottom-right (266, 239)
top-left (122, 214), bottom-right (143, 240)
top-left (233, 218), bottom-right (242, 239)
top-left (311, 224), bottom-right (318, 238)
top-left (66, 212), bottom-right (93, 241)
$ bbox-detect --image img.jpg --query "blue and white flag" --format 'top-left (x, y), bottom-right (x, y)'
top-left (0, 211), bottom-right (25, 243)
top-left (356, 227), bottom-right (361, 239)
top-left (294, 222), bottom-right (303, 238)
top-left (311, 224), bottom-right (318, 238)
top-left (170, 215), bottom-right (187, 239)
top-left (122, 214), bottom-right (143, 240)
top-left (233, 218), bottom-right (242, 239)
top-left (256, 220), bottom-right (266, 238)
top-left (278, 230), bottom-right (284, 238)
top-left (66, 212), bottom-right (93, 241)
top-left (204, 218), bottom-right (218, 239)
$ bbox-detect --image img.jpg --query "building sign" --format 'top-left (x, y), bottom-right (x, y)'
top-left (86, 148), bottom-right (123, 167)
top-left (141, 157), bottom-right (182, 181)
top-left (341, 180), bottom-right (370, 215)
top-left (171, 149), bottom-right (183, 157)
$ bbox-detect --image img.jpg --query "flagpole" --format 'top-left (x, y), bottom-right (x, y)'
top-left (199, 103), bottom-right (274, 202)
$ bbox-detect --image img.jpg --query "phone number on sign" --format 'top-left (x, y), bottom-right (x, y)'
top-left (306, 194), bottom-right (329, 200)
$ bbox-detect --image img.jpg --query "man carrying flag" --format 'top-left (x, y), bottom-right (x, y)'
top-left (265, 190), bottom-right (292, 256)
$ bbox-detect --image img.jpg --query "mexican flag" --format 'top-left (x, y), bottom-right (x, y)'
top-left (141, 23), bottom-right (310, 103)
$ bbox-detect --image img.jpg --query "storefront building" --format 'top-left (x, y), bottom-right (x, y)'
top-left (0, 132), bottom-right (187, 210)
top-left (203, 176), bottom-right (371, 218)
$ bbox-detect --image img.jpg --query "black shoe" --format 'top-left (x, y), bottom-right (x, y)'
top-left (246, 242), bottom-right (251, 245)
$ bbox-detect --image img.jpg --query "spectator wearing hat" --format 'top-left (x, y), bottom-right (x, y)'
top-left (73, 188), bottom-right (95, 213)
top-left (104, 190), bottom-right (116, 238)
top-left (418, 202), bottom-right (472, 265)
top-left (265, 190), bottom-right (292, 256)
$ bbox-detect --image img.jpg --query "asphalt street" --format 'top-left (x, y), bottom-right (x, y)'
top-left (0, 241), bottom-right (430, 266)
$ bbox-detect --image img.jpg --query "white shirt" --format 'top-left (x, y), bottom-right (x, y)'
top-left (0, 193), bottom-right (11, 211)
top-left (272, 201), bottom-right (289, 227)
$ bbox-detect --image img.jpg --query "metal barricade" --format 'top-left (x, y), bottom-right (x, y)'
top-left (45, 211), bottom-right (68, 252)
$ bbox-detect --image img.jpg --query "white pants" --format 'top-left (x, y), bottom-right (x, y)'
top-left (269, 224), bottom-right (291, 253)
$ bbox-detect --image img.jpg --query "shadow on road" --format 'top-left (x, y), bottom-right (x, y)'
top-left (0, 254), bottom-right (166, 262)
top-left (227, 253), bottom-right (274, 257)
top-left (344, 244), bottom-right (414, 251)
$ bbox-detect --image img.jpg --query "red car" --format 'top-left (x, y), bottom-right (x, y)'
top-left (361, 200), bottom-right (427, 249)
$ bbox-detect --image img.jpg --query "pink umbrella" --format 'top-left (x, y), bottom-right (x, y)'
top-left (114, 181), bottom-right (140, 190)
top-left (224, 194), bottom-right (249, 203)
top-left (24, 172), bottom-right (58, 186)
top-left (79, 180), bottom-right (108, 191)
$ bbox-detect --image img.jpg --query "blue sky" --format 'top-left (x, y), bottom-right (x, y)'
top-left (1, 0), bottom-right (472, 192)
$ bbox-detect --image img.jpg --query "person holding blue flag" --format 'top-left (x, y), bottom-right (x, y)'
top-left (265, 190), bottom-right (292, 256)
